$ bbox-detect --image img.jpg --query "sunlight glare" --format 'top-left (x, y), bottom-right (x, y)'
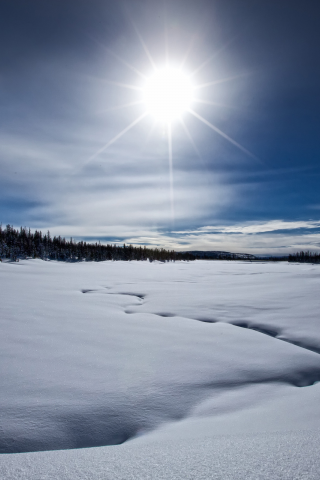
top-left (144, 67), bottom-right (193, 122)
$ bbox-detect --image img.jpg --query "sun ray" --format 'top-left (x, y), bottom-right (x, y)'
top-left (87, 34), bottom-right (147, 80)
top-left (180, 118), bottom-right (212, 176)
top-left (132, 22), bottom-right (157, 71)
top-left (180, 118), bottom-right (202, 160)
top-left (104, 48), bottom-right (147, 80)
top-left (190, 36), bottom-right (238, 77)
top-left (95, 100), bottom-right (144, 115)
top-left (194, 72), bottom-right (250, 90)
top-left (193, 98), bottom-right (238, 110)
top-left (105, 80), bottom-right (142, 92)
top-left (180, 34), bottom-right (197, 69)
top-left (189, 109), bottom-right (261, 163)
top-left (88, 111), bottom-right (148, 162)
top-left (164, 3), bottom-right (169, 66)
top-left (167, 123), bottom-right (175, 224)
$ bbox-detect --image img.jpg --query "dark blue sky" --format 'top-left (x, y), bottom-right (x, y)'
top-left (1, 0), bottom-right (319, 253)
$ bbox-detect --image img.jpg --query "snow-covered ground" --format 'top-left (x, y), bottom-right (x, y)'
top-left (1, 259), bottom-right (320, 479)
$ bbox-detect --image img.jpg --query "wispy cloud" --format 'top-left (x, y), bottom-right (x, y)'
top-left (174, 220), bottom-right (320, 235)
top-left (124, 228), bottom-right (320, 255)
top-left (158, 220), bottom-right (320, 254)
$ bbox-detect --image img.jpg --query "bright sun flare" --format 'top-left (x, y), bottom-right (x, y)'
top-left (144, 67), bottom-right (193, 122)
top-left (89, 27), bottom-right (258, 215)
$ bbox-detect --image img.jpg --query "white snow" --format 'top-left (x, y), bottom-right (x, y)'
top-left (0, 259), bottom-right (320, 479)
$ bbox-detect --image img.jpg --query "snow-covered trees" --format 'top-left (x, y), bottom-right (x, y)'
top-left (0, 225), bottom-right (195, 262)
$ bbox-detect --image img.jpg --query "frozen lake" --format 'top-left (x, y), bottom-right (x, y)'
top-left (1, 259), bottom-right (320, 479)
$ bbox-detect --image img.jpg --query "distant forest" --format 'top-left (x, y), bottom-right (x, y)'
top-left (0, 225), bottom-right (195, 262)
top-left (288, 251), bottom-right (320, 263)
top-left (0, 225), bottom-right (319, 263)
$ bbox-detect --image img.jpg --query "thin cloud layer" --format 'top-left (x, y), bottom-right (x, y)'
top-left (177, 220), bottom-right (320, 235)
top-left (166, 220), bottom-right (320, 254)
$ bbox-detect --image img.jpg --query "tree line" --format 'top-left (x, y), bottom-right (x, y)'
top-left (1, 225), bottom-right (319, 264)
top-left (0, 225), bottom-right (195, 262)
top-left (288, 251), bottom-right (320, 263)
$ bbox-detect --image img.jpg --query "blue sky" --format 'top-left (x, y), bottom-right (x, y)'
top-left (1, 0), bottom-right (319, 254)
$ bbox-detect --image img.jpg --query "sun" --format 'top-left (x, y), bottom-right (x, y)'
top-left (89, 29), bottom-right (258, 184)
top-left (143, 67), bottom-right (194, 123)
top-left (88, 35), bottom-right (258, 223)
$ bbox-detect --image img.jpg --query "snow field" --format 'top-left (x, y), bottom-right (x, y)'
top-left (0, 259), bottom-right (320, 478)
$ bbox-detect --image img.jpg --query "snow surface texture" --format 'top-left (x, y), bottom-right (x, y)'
top-left (1, 260), bottom-right (320, 479)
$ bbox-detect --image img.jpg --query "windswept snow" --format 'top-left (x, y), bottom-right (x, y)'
top-left (0, 259), bottom-right (320, 478)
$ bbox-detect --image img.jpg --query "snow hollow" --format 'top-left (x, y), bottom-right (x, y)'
top-left (1, 259), bottom-right (320, 479)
